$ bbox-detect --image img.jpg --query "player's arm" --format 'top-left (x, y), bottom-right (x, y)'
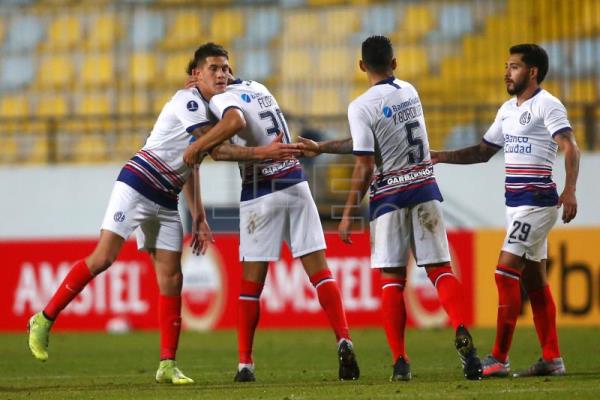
top-left (339, 154), bottom-right (374, 244)
top-left (431, 141), bottom-right (500, 165)
top-left (210, 133), bottom-right (300, 162)
top-left (183, 108), bottom-right (246, 166)
top-left (297, 137), bottom-right (353, 157)
top-left (182, 164), bottom-right (214, 255)
top-left (554, 129), bottom-right (580, 223)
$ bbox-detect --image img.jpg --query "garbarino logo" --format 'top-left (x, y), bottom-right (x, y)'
top-left (180, 240), bottom-right (226, 331)
top-left (383, 106), bottom-right (392, 118)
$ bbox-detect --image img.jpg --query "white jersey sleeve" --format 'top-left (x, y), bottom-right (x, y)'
top-left (209, 92), bottom-right (242, 120)
top-left (348, 101), bottom-right (375, 154)
top-left (483, 105), bottom-right (505, 148)
top-left (543, 97), bottom-right (571, 137)
top-left (171, 91), bottom-right (212, 133)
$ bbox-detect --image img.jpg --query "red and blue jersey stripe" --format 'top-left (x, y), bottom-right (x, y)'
top-left (504, 163), bottom-right (558, 207)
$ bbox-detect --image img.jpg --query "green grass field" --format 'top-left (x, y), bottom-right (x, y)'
top-left (1, 327), bottom-right (599, 400)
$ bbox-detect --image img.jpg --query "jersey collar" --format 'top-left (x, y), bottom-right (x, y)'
top-left (374, 76), bottom-right (396, 86)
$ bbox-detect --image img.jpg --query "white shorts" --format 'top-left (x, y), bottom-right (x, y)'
top-left (370, 200), bottom-right (451, 268)
top-left (502, 205), bottom-right (558, 262)
top-left (239, 181), bottom-right (326, 261)
top-left (101, 181), bottom-right (183, 252)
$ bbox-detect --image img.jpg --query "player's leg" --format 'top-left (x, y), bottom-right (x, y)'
top-left (412, 200), bottom-right (482, 380)
top-left (28, 229), bottom-right (125, 362)
top-left (287, 182), bottom-right (358, 380)
top-left (150, 248), bottom-right (193, 384)
top-left (235, 261), bottom-right (268, 382)
top-left (370, 207), bottom-right (411, 381)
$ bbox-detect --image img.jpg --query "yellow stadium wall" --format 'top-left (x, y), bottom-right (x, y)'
top-left (475, 228), bottom-right (600, 327)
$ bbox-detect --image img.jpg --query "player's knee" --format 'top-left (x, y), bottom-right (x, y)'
top-left (87, 254), bottom-right (116, 274)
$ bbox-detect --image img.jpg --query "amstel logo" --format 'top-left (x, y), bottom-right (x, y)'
top-left (180, 241), bottom-right (227, 331)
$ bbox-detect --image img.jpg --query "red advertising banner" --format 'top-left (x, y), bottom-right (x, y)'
top-left (0, 231), bottom-right (474, 332)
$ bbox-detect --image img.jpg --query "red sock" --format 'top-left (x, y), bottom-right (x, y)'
top-left (529, 285), bottom-right (560, 360)
top-left (159, 295), bottom-right (182, 360)
top-left (310, 269), bottom-right (350, 342)
top-left (492, 264), bottom-right (522, 363)
top-left (44, 259), bottom-right (93, 320)
top-left (426, 264), bottom-right (465, 330)
top-left (238, 280), bottom-right (263, 364)
top-left (381, 277), bottom-right (408, 362)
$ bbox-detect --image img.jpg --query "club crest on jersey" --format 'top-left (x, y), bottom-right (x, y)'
top-left (187, 100), bottom-right (199, 112)
top-left (241, 93), bottom-right (251, 103)
top-left (383, 106), bottom-right (392, 118)
top-left (113, 211), bottom-right (126, 222)
top-left (519, 111), bottom-right (532, 125)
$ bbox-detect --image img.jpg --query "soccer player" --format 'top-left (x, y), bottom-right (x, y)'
top-left (431, 44), bottom-right (580, 377)
top-left (296, 35), bottom-right (483, 381)
top-left (182, 50), bottom-right (360, 383)
top-left (27, 43), bottom-right (299, 384)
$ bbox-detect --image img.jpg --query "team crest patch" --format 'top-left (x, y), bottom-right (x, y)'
top-left (187, 100), bottom-right (199, 111)
top-left (519, 111), bottom-right (532, 125)
top-left (113, 211), bottom-right (126, 222)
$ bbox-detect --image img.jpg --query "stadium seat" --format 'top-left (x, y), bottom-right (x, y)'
top-left (115, 133), bottom-right (146, 160)
top-left (0, 95), bottom-right (29, 117)
top-left (153, 91), bottom-right (174, 113)
top-left (38, 95), bottom-right (69, 117)
top-left (81, 54), bottom-right (114, 87)
top-left (541, 41), bottom-right (571, 78)
top-left (282, 12), bottom-right (320, 45)
top-left (394, 4), bottom-right (436, 43)
top-left (161, 13), bottom-right (202, 50)
top-left (317, 47), bottom-right (354, 80)
top-left (208, 10), bottom-right (244, 46)
top-left (86, 14), bottom-right (123, 50)
top-left (3, 15), bottom-right (43, 52)
top-left (26, 135), bottom-right (50, 164)
top-left (129, 53), bottom-right (158, 87)
top-left (37, 56), bottom-right (75, 89)
top-left (565, 79), bottom-right (598, 103)
top-left (327, 164), bottom-right (352, 192)
top-left (307, 0), bottom-right (345, 5)
top-left (359, 4), bottom-right (398, 35)
top-left (242, 9), bottom-right (280, 44)
top-left (42, 15), bottom-right (82, 51)
top-left (274, 86), bottom-right (304, 114)
top-left (307, 88), bottom-right (343, 116)
top-left (322, 8), bottom-right (360, 43)
top-left (280, 48), bottom-right (312, 81)
top-left (164, 52), bottom-right (191, 86)
top-left (395, 46), bottom-right (428, 79)
top-left (0, 135), bottom-right (19, 163)
top-left (117, 93), bottom-right (150, 115)
top-left (445, 124), bottom-right (478, 150)
top-left (237, 49), bottom-right (273, 82)
top-left (76, 94), bottom-right (112, 116)
top-left (72, 134), bottom-right (109, 163)
top-left (572, 38), bottom-right (600, 76)
top-left (130, 10), bottom-right (165, 50)
top-left (432, 4), bottom-right (474, 40)
top-left (1, 55), bottom-right (34, 90)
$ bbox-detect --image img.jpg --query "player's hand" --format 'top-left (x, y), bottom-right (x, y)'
top-left (183, 143), bottom-right (203, 167)
top-left (429, 150), bottom-right (440, 165)
top-left (184, 73), bottom-right (197, 89)
top-left (338, 217), bottom-right (353, 244)
top-left (256, 133), bottom-right (301, 161)
top-left (191, 219), bottom-right (215, 255)
top-left (296, 137), bottom-right (321, 158)
top-left (558, 187), bottom-right (577, 223)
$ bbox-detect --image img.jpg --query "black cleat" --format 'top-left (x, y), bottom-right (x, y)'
top-left (234, 367), bottom-right (256, 382)
top-left (455, 325), bottom-right (483, 380)
top-left (338, 340), bottom-right (360, 381)
top-left (391, 357), bottom-right (411, 381)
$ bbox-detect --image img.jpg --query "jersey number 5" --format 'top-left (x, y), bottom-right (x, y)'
top-left (405, 121), bottom-right (424, 164)
top-left (259, 108), bottom-right (291, 143)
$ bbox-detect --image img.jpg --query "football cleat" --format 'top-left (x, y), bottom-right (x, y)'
top-left (338, 339), bottom-right (360, 381)
top-left (455, 325), bottom-right (483, 380)
top-left (28, 312), bottom-right (53, 362)
top-left (234, 365), bottom-right (256, 382)
top-left (513, 357), bottom-right (566, 377)
top-left (482, 355), bottom-right (510, 378)
top-left (390, 357), bottom-right (411, 381)
top-left (155, 359), bottom-right (194, 384)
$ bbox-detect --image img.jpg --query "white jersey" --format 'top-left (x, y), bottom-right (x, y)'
top-left (348, 76), bottom-right (442, 220)
top-left (117, 88), bottom-right (214, 210)
top-left (483, 88), bottom-right (571, 207)
top-left (209, 79), bottom-right (305, 201)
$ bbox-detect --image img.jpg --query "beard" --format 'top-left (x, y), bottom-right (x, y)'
top-left (506, 77), bottom-right (528, 95)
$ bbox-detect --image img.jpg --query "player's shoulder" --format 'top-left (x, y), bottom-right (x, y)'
top-left (170, 88), bottom-right (206, 108)
top-left (535, 88), bottom-right (565, 109)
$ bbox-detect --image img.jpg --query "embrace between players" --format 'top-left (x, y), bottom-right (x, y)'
top-left (28, 36), bottom-right (579, 384)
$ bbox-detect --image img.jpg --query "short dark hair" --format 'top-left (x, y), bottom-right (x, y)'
top-left (186, 42), bottom-right (229, 75)
top-left (509, 44), bottom-right (549, 83)
top-left (361, 35), bottom-right (394, 73)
